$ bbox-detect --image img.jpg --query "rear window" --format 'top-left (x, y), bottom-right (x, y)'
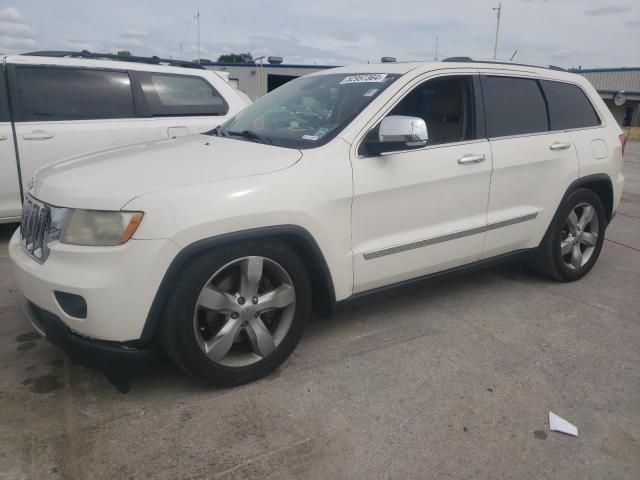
top-left (540, 80), bottom-right (600, 130)
top-left (15, 67), bottom-right (135, 121)
top-left (482, 76), bottom-right (548, 137)
top-left (137, 73), bottom-right (229, 116)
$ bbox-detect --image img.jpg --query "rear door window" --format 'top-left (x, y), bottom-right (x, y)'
top-left (136, 73), bottom-right (229, 116)
top-left (540, 80), bottom-right (600, 130)
top-left (14, 67), bottom-right (135, 121)
top-left (482, 76), bottom-right (548, 137)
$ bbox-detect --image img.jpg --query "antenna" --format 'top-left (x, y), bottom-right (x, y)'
top-left (435, 37), bottom-right (439, 61)
top-left (510, 49), bottom-right (518, 61)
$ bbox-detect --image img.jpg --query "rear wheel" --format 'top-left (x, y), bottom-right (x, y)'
top-left (159, 239), bottom-right (311, 385)
top-left (532, 188), bottom-right (606, 281)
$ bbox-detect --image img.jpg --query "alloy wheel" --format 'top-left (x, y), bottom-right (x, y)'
top-left (560, 202), bottom-right (599, 271)
top-left (193, 256), bottom-right (296, 367)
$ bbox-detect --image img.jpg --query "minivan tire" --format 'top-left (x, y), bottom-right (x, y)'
top-left (532, 188), bottom-right (606, 282)
top-left (159, 239), bottom-right (311, 386)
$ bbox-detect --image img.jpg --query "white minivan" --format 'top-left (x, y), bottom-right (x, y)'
top-left (9, 58), bottom-right (625, 391)
top-left (0, 51), bottom-right (250, 223)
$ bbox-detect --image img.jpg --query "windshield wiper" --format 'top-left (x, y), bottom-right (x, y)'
top-left (226, 129), bottom-right (273, 145)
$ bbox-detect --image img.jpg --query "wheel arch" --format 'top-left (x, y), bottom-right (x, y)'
top-left (538, 173), bottom-right (614, 250)
top-left (570, 174), bottom-right (614, 223)
top-left (140, 225), bottom-right (336, 343)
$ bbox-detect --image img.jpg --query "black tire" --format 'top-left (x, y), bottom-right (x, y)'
top-left (532, 188), bottom-right (606, 282)
top-left (159, 239), bottom-right (311, 386)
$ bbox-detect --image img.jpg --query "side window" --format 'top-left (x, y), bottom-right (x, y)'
top-left (0, 65), bottom-right (9, 122)
top-left (389, 76), bottom-right (475, 146)
top-left (540, 80), bottom-right (600, 130)
top-left (137, 73), bottom-right (229, 116)
top-left (482, 76), bottom-right (548, 137)
top-left (14, 67), bottom-right (135, 121)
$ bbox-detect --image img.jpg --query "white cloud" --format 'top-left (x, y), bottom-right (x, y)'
top-left (0, 6), bottom-right (22, 23)
top-left (0, 6), bottom-right (35, 53)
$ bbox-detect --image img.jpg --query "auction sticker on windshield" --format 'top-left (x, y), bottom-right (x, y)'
top-left (340, 74), bottom-right (388, 84)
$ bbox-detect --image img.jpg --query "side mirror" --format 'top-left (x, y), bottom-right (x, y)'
top-left (364, 115), bottom-right (428, 155)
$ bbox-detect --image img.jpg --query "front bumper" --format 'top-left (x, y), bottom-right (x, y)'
top-left (24, 301), bottom-right (151, 391)
top-left (9, 229), bottom-right (180, 342)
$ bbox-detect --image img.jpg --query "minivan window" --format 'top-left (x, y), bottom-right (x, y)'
top-left (217, 73), bottom-right (400, 149)
top-left (15, 67), bottom-right (135, 121)
top-left (540, 80), bottom-right (600, 130)
top-left (0, 65), bottom-right (9, 122)
top-left (482, 76), bottom-right (548, 137)
top-left (137, 73), bottom-right (229, 116)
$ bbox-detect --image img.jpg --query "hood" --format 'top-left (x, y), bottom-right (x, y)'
top-left (30, 135), bottom-right (302, 210)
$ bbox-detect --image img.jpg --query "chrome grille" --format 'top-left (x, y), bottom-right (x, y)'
top-left (20, 196), bottom-right (52, 263)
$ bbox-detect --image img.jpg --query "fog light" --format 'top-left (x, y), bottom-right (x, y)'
top-left (54, 291), bottom-right (87, 319)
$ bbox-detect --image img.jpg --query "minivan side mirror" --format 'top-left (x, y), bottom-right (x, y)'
top-left (363, 115), bottom-right (429, 155)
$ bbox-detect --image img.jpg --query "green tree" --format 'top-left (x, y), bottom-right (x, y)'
top-left (217, 52), bottom-right (253, 63)
top-left (117, 50), bottom-right (131, 57)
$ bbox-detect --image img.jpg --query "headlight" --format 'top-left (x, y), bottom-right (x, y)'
top-left (59, 210), bottom-right (144, 246)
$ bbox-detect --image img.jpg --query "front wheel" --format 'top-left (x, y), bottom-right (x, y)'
top-left (159, 239), bottom-right (311, 386)
top-left (532, 188), bottom-right (607, 282)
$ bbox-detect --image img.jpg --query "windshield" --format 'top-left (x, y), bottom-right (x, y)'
top-left (216, 73), bottom-right (400, 149)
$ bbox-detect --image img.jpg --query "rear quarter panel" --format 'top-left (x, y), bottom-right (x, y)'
top-left (568, 76), bottom-right (624, 212)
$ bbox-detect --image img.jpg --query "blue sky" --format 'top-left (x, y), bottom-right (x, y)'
top-left (1, 0), bottom-right (639, 68)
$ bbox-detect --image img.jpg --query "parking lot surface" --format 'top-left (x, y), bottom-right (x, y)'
top-left (1, 143), bottom-right (639, 480)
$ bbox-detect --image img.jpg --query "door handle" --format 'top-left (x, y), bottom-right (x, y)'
top-left (549, 141), bottom-right (571, 151)
top-left (22, 130), bottom-right (55, 141)
top-left (458, 153), bottom-right (486, 165)
top-left (0, 134), bottom-right (8, 141)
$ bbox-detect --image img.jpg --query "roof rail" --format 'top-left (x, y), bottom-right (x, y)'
top-left (442, 56), bottom-right (567, 72)
top-left (22, 51), bottom-right (206, 70)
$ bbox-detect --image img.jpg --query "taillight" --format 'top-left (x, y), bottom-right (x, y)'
top-left (619, 133), bottom-right (626, 157)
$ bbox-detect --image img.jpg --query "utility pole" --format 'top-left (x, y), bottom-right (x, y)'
top-left (195, 11), bottom-right (201, 64)
top-left (434, 37), bottom-right (439, 61)
top-left (492, 3), bottom-right (502, 60)
top-left (179, 43), bottom-right (183, 60)
top-left (253, 56), bottom-right (265, 99)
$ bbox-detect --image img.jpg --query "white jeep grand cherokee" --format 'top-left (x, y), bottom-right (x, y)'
top-left (9, 59), bottom-right (625, 390)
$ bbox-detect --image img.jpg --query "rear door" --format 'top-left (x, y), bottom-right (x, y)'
top-left (10, 65), bottom-right (142, 192)
top-left (131, 71), bottom-right (232, 138)
top-left (0, 61), bottom-right (21, 220)
top-left (480, 73), bottom-right (580, 259)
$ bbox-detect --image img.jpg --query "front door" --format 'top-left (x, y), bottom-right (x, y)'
top-left (351, 74), bottom-right (492, 293)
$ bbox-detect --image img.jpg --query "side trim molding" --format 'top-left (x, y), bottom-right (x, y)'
top-left (363, 212), bottom-right (538, 260)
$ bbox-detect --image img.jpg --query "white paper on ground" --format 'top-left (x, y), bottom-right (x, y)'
top-left (549, 412), bottom-right (578, 436)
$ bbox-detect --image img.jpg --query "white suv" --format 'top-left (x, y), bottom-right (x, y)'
top-left (0, 51), bottom-right (250, 223)
top-left (9, 59), bottom-right (625, 391)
